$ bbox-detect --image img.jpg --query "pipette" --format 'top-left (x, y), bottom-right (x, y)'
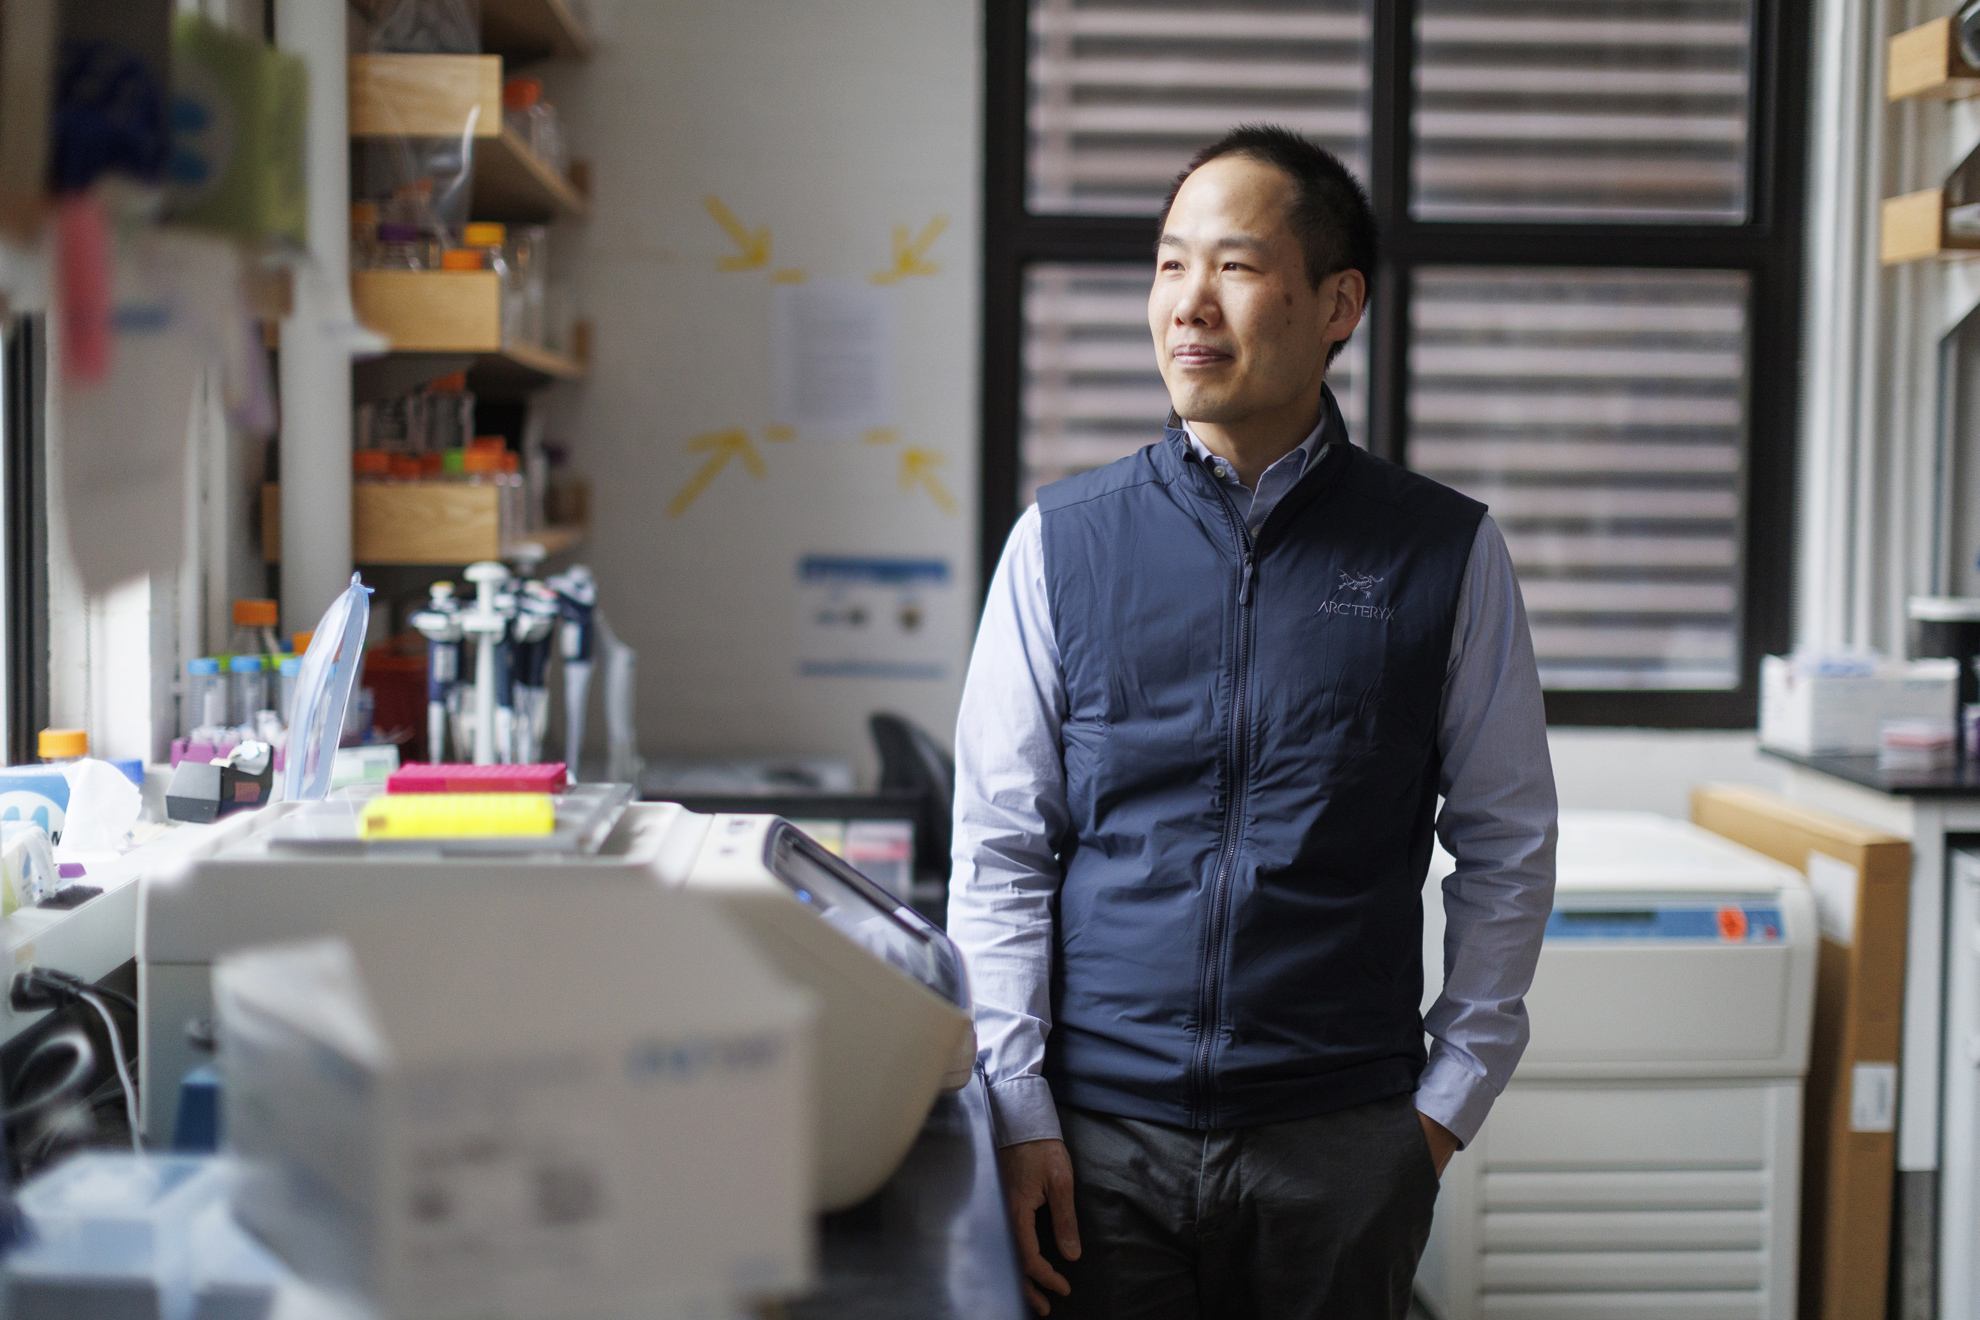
top-left (407, 581), bottom-right (463, 764)
top-left (510, 582), bottom-right (559, 765)
top-left (547, 565), bottom-right (596, 773)
top-left (461, 561), bottom-right (512, 766)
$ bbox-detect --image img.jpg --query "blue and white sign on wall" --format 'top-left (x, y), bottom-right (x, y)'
top-left (798, 556), bottom-right (954, 680)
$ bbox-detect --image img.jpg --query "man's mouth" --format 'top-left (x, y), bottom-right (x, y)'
top-left (1171, 344), bottom-right (1231, 367)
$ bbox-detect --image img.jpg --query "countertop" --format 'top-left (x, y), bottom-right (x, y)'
top-left (1761, 746), bottom-right (1980, 797)
top-left (789, 1069), bottom-right (1027, 1320)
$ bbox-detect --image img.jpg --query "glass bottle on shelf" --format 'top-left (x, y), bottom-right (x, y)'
top-left (37, 729), bottom-right (87, 765)
top-left (461, 223), bottom-right (514, 344)
top-left (350, 201), bottom-right (379, 269)
top-left (425, 372), bottom-right (473, 452)
top-left (507, 227), bottom-right (548, 347)
top-left (231, 599), bottom-right (284, 657)
top-left (374, 222), bottom-right (426, 271)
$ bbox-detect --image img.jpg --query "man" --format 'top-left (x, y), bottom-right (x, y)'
top-left (948, 125), bottom-right (1557, 1320)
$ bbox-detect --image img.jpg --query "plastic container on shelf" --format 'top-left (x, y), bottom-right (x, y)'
top-left (185, 658), bottom-right (227, 737)
top-left (353, 450), bottom-right (392, 483)
top-left (229, 657), bottom-right (267, 728)
top-left (231, 600), bottom-right (283, 658)
top-left (372, 222), bottom-right (426, 271)
top-left (438, 248), bottom-right (482, 271)
top-left (350, 201), bottom-right (379, 269)
top-left (389, 456), bottom-right (422, 482)
top-left (37, 729), bottom-right (87, 765)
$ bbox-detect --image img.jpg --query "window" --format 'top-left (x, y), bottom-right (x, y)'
top-left (983, 0), bottom-right (1806, 726)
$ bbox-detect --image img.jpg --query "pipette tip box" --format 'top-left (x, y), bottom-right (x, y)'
top-left (385, 762), bottom-right (569, 794)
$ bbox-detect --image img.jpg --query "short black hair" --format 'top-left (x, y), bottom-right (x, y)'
top-left (1160, 124), bottom-right (1377, 362)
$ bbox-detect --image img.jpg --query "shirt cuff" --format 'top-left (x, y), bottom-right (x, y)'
top-left (987, 1074), bottom-right (1062, 1147)
top-left (1414, 1047), bottom-right (1501, 1148)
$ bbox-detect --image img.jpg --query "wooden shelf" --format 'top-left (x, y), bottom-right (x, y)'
top-left (350, 269), bottom-right (589, 394)
top-left (1889, 18), bottom-right (1980, 102)
top-left (349, 54), bottom-right (587, 221)
top-left (349, 55), bottom-right (501, 137)
top-left (502, 524), bottom-right (587, 559)
top-left (263, 482), bottom-right (586, 566)
top-left (353, 270), bottom-right (502, 351)
top-left (473, 127), bottom-right (589, 221)
top-left (482, 0), bottom-right (592, 63)
top-left (469, 332), bottom-right (589, 395)
top-left (1882, 188), bottom-right (1980, 264)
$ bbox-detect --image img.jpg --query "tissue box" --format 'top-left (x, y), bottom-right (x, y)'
top-left (1760, 656), bottom-right (1959, 756)
top-left (215, 886), bottom-right (815, 1320)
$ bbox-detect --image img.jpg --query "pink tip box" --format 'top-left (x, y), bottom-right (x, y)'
top-left (385, 763), bottom-right (569, 794)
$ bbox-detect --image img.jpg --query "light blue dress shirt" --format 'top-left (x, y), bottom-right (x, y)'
top-left (948, 417), bottom-right (1559, 1150)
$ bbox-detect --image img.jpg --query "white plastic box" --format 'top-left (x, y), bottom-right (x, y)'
top-left (215, 886), bottom-right (815, 1320)
top-left (1758, 655), bottom-right (1957, 756)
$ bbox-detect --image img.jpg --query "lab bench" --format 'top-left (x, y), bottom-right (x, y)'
top-left (791, 1069), bottom-right (1027, 1320)
top-left (1762, 748), bottom-right (1980, 1320)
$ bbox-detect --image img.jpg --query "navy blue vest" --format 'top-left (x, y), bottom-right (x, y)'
top-left (1037, 398), bottom-right (1485, 1130)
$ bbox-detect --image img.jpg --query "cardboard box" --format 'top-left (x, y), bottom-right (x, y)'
top-left (215, 886), bottom-right (816, 1320)
top-left (1759, 655), bottom-right (1958, 755)
top-left (1691, 785), bottom-right (1909, 1320)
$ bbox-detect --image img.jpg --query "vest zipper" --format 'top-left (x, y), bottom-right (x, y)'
top-left (1192, 482), bottom-right (1255, 1127)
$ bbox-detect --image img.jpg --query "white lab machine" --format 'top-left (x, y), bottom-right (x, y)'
top-left (1939, 850), bottom-right (1980, 1317)
top-left (656, 811), bottom-right (974, 1208)
top-left (1417, 811), bottom-right (1818, 1320)
top-left (139, 796), bottom-right (972, 1212)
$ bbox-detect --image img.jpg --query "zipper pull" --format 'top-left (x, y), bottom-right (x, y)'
top-left (1239, 552), bottom-right (1255, 607)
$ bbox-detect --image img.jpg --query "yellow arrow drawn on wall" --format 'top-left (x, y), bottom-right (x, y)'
top-left (900, 448), bottom-right (958, 515)
top-left (667, 428), bottom-right (767, 518)
top-left (870, 215), bottom-right (949, 284)
top-left (703, 195), bottom-right (771, 271)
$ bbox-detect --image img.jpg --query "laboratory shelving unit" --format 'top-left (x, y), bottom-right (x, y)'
top-left (323, 0), bottom-right (593, 569)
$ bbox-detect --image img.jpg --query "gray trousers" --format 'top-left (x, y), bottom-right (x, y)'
top-left (1042, 1093), bottom-right (1439, 1320)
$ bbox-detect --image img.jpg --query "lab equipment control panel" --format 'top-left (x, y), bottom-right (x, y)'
top-left (1545, 903), bottom-right (1785, 943)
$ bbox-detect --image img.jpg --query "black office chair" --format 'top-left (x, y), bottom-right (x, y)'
top-left (868, 713), bottom-right (955, 901)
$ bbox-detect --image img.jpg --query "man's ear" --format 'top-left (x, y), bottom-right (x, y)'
top-left (1325, 269), bottom-right (1367, 339)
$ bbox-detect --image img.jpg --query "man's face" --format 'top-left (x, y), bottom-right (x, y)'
top-left (1148, 155), bottom-right (1363, 426)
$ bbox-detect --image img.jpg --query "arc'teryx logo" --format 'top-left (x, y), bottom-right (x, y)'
top-left (1337, 571), bottom-right (1383, 595)
top-left (1319, 570), bottom-right (1395, 621)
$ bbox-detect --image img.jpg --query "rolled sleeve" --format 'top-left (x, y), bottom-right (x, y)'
top-left (1419, 515), bottom-right (1558, 1147)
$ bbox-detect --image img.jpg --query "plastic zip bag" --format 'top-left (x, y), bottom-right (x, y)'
top-left (284, 574), bottom-right (375, 802)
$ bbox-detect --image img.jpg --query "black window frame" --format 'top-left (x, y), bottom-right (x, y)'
top-left (981, 0), bottom-right (1808, 728)
top-left (3, 313), bottom-right (50, 766)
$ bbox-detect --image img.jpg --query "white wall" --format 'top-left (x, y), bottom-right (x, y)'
top-left (1547, 728), bottom-right (1784, 819)
top-left (544, 1), bottom-right (980, 781)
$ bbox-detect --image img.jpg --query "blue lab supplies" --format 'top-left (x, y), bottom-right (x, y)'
top-left (0, 769), bottom-right (70, 843)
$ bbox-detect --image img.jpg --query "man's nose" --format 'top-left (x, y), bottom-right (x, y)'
top-left (1172, 274), bottom-right (1219, 327)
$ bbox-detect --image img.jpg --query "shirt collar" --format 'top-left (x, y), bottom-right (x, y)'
top-left (1179, 414), bottom-right (1330, 486)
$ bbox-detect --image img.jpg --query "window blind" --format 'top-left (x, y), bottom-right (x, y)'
top-left (1029, 0), bottom-right (1370, 215)
top-left (1414, 0), bottom-right (1752, 222)
top-left (1409, 267), bottom-right (1748, 690)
